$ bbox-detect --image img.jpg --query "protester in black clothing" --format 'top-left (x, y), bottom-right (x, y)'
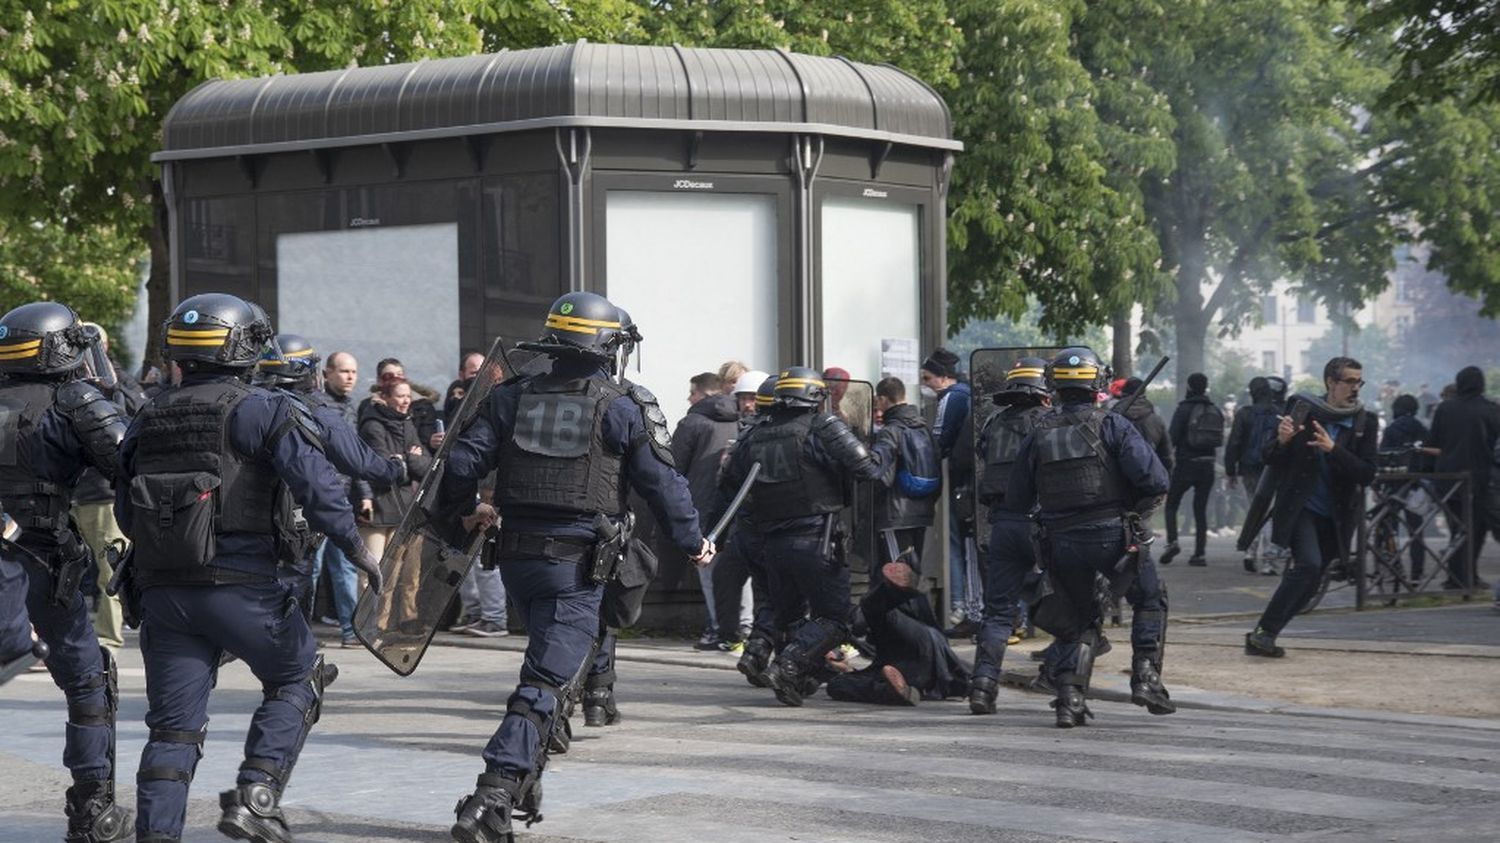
top-left (826, 560), bottom-right (970, 706)
top-left (1381, 394), bottom-right (1433, 582)
top-left (870, 377), bottom-right (940, 576)
top-left (357, 376), bottom-right (434, 632)
top-left (1116, 377), bottom-right (1173, 474)
top-left (671, 372), bottom-right (740, 648)
top-left (1245, 357), bottom-right (1378, 657)
top-left (1427, 366), bottom-right (1500, 588)
top-left (1162, 372), bottom-right (1223, 566)
top-left (1226, 376), bottom-right (1288, 573)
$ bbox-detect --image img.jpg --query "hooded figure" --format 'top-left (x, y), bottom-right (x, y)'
top-left (1429, 366), bottom-right (1500, 582)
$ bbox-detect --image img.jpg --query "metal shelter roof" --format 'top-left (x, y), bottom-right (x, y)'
top-left (155, 42), bottom-right (960, 162)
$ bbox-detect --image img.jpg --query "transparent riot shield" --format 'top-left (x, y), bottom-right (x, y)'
top-left (825, 378), bottom-right (877, 574)
top-left (969, 347), bottom-right (1061, 552)
top-left (353, 336), bottom-right (541, 675)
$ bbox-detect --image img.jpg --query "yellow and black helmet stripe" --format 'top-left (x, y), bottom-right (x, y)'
top-left (1006, 366), bottom-right (1046, 380)
top-left (776, 376), bottom-right (826, 390)
top-left (166, 326), bottom-right (232, 347)
top-left (544, 313), bottom-right (622, 335)
top-left (0, 338), bottom-right (42, 360)
top-left (1050, 366), bottom-right (1100, 379)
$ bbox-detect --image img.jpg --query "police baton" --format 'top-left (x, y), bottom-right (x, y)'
top-left (705, 462), bottom-right (761, 546)
top-left (1112, 355), bottom-right (1171, 418)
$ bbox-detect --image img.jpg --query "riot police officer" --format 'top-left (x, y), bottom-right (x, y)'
top-left (1008, 347), bottom-right (1169, 727)
top-left (253, 334), bottom-right (404, 615)
top-left (968, 357), bottom-right (1051, 715)
top-left (0, 301), bottom-right (131, 841)
top-left (116, 294), bottom-right (380, 843)
top-left (441, 292), bottom-right (711, 843)
top-left (719, 366), bottom-right (884, 707)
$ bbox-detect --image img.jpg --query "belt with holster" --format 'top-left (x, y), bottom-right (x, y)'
top-left (496, 532), bottom-right (595, 564)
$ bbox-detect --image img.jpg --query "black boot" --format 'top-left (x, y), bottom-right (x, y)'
top-left (582, 687), bottom-right (620, 727)
top-left (968, 675), bottom-right (999, 715)
top-left (737, 637), bottom-right (773, 688)
top-left (1244, 627), bottom-right (1285, 658)
top-left (452, 774), bottom-right (521, 843)
top-left (766, 657), bottom-right (807, 707)
top-left (64, 779), bottom-right (131, 843)
top-left (1159, 541), bottom-right (1180, 565)
top-left (1051, 685), bottom-right (1093, 728)
top-left (1129, 656), bottom-right (1176, 715)
top-left (217, 782), bottom-right (290, 843)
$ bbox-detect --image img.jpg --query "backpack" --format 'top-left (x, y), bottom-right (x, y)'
top-left (1186, 401), bottom-right (1225, 450)
top-left (894, 422), bottom-right (942, 499)
top-left (1240, 404), bottom-right (1280, 474)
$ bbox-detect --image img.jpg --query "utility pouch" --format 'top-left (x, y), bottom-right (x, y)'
top-left (127, 472), bottom-right (220, 572)
top-left (588, 512), bottom-right (632, 586)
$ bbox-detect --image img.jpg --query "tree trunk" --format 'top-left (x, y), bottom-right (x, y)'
top-left (1111, 306), bottom-right (1133, 378)
top-left (1173, 235), bottom-right (1209, 396)
top-left (143, 179), bottom-right (172, 379)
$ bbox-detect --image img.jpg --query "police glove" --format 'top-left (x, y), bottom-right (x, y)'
top-left (352, 547), bottom-right (385, 595)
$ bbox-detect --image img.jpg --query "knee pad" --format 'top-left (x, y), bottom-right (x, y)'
top-left (508, 682), bottom-right (566, 762)
top-left (137, 727), bottom-right (206, 791)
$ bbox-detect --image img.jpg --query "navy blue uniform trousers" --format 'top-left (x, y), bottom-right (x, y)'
top-left (483, 558), bottom-right (603, 776)
top-left (135, 581), bottom-right (317, 839)
top-left (0, 553), bottom-right (113, 782)
top-left (763, 531), bottom-right (850, 668)
top-left (1048, 522), bottom-right (1161, 680)
top-left (973, 516), bottom-right (1035, 683)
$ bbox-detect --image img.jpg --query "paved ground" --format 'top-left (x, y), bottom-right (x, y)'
top-left (4, 536), bottom-right (1498, 842)
top-left (6, 616), bottom-right (1500, 843)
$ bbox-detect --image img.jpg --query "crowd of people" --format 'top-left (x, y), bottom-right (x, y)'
top-left (2, 286), bottom-right (1498, 843)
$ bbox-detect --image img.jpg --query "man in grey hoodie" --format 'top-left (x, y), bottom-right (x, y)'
top-left (672, 372), bottom-right (742, 648)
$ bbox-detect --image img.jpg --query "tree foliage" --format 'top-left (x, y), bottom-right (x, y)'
top-left (943, 0), bottom-right (1172, 340)
top-left (0, 219), bottom-right (141, 333)
top-left (1351, 0), bottom-right (1500, 111)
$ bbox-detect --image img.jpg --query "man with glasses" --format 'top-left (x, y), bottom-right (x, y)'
top-left (1245, 357), bottom-right (1378, 657)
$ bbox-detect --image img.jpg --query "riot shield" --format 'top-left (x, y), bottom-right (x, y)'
top-left (969, 346), bottom-right (1062, 551)
top-left (353, 337), bottom-right (541, 675)
top-left (825, 378), bottom-right (877, 573)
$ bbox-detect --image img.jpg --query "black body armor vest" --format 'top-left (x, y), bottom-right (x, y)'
top-left (496, 377), bottom-right (627, 517)
top-left (1031, 406), bottom-right (1128, 517)
top-left (126, 381), bottom-right (293, 574)
top-left (744, 411), bottom-right (847, 523)
top-left (0, 379), bottom-right (69, 538)
top-left (977, 404), bottom-right (1048, 506)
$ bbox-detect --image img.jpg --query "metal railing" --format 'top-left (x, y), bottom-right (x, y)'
top-left (1355, 470), bottom-right (1475, 609)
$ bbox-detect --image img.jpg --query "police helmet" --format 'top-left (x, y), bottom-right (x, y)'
top-left (162, 293), bottom-right (274, 368)
top-left (0, 301), bottom-right (103, 377)
top-left (528, 292), bottom-right (624, 363)
top-left (994, 356), bottom-right (1050, 405)
top-left (1265, 375), bottom-right (1288, 399)
top-left (755, 375), bottom-right (778, 411)
top-left (254, 333), bottom-right (321, 392)
top-left (773, 366), bottom-right (828, 408)
top-left (1046, 346), bottom-right (1109, 395)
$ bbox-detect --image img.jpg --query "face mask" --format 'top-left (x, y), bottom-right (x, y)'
top-left (919, 385), bottom-right (938, 402)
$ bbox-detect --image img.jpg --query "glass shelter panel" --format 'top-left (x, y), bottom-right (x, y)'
top-left (276, 224), bottom-right (460, 391)
top-left (605, 191), bottom-right (779, 428)
top-left (819, 198), bottom-right (921, 385)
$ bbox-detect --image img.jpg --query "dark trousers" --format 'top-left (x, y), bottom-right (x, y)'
top-left (764, 532), bottom-right (850, 671)
top-left (0, 553), bottom-right (113, 781)
top-left (1124, 552), bottom-right (1168, 661)
top-left (136, 581), bottom-right (316, 839)
top-left (1257, 510), bottom-right (1335, 636)
top-left (1048, 523), bottom-right (1126, 683)
top-left (712, 527), bottom-right (778, 644)
top-left (973, 517), bottom-right (1034, 682)
top-left (482, 558), bottom-right (602, 776)
top-left (1443, 483), bottom-right (1495, 586)
top-left (1165, 458), bottom-right (1215, 555)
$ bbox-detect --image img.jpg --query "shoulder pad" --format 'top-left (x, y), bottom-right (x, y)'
top-left (628, 383), bottom-right (674, 468)
top-left (54, 379), bottom-right (108, 411)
